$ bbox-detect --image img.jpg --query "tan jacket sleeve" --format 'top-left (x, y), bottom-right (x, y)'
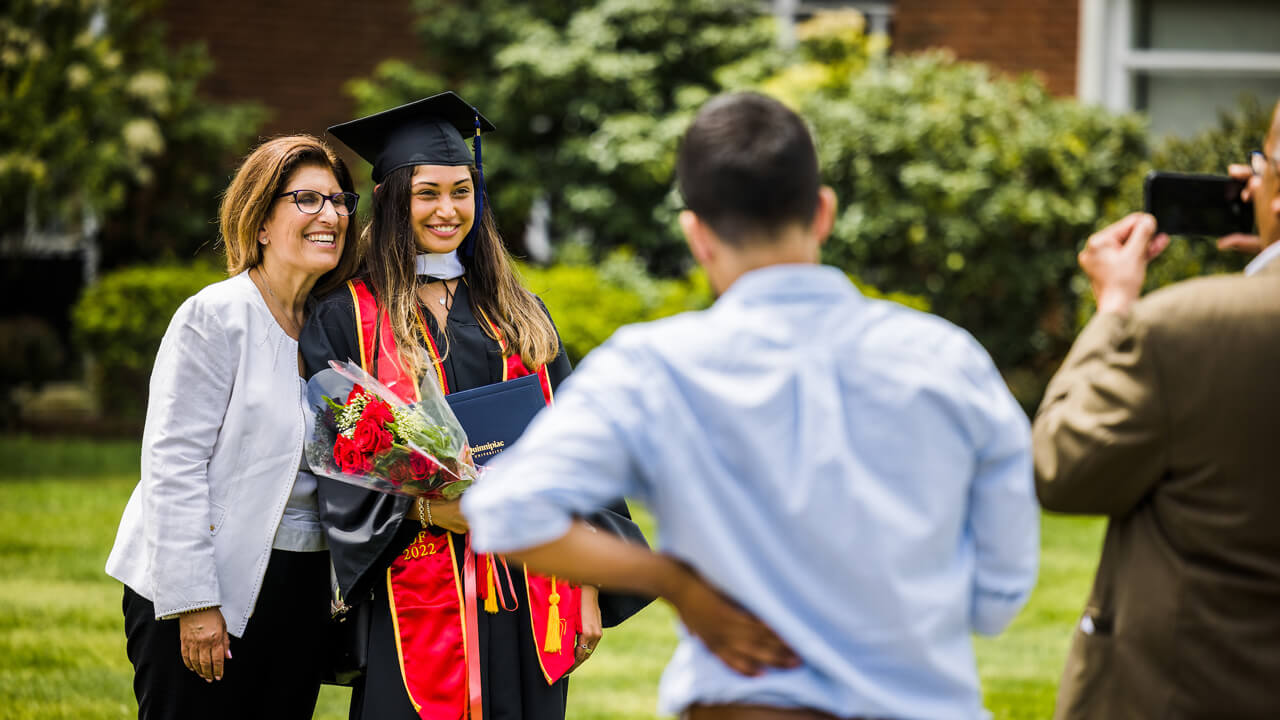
top-left (1032, 309), bottom-right (1167, 516)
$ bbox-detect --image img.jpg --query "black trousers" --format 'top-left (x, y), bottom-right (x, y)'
top-left (122, 549), bottom-right (330, 720)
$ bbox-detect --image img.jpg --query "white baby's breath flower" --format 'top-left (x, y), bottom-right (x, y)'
top-left (391, 407), bottom-right (428, 441)
top-left (337, 392), bottom-right (370, 433)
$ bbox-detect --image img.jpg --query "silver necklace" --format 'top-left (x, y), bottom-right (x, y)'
top-left (257, 266), bottom-right (300, 332)
top-left (422, 278), bottom-right (452, 308)
top-left (258, 265), bottom-right (279, 300)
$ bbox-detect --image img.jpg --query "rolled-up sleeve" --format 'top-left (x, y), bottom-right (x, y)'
top-left (463, 339), bottom-right (650, 554)
top-left (143, 298), bottom-right (233, 617)
top-left (965, 347), bottom-right (1039, 636)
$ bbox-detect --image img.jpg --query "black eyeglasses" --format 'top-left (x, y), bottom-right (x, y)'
top-left (276, 189), bottom-right (359, 216)
top-left (1250, 150), bottom-right (1278, 177)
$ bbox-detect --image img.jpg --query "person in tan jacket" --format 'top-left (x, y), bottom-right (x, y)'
top-left (1033, 99), bottom-right (1280, 720)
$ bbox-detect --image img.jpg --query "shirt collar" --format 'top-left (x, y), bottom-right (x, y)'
top-left (717, 263), bottom-right (859, 305)
top-left (1245, 241), bottom-right (1280, 276)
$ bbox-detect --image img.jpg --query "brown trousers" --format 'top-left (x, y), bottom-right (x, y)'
top-left (682, 705), bottom-right (864, 720)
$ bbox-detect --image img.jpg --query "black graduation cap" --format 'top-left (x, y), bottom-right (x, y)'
top-left (328, 91), bottom-right (495, 183)
top-left (328, 91), bottom-right (495, 255)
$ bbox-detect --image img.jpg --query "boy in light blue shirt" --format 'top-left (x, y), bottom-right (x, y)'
top-left (462, 92), bottom-right (1039, 720)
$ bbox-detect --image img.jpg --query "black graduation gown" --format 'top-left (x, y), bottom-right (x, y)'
top-left (300, 279), bottom-right (652, 720)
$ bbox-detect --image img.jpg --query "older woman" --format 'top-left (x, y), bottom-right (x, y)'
top-left (105, 135), bottom-right (360, 719)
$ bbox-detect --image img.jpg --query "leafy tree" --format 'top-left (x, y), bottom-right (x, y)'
top-left (769, 16), bottom-right (1149, 408)
top-left (350, 0), bottom-right (782, 273)
top-left (356, 4), bottom-right (1262, 412)
top-left (1, 0), bottom-right (264, 266)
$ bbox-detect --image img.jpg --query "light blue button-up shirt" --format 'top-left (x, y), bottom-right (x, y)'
top-left (464, 264), bottom-right (1039, 719)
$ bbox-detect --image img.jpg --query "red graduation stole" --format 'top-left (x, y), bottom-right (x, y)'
top-left (346, 279), bottom-right (579, 720)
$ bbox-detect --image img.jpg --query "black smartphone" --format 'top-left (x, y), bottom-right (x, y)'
top-left (1143, 171), bottom-right (1253, 236)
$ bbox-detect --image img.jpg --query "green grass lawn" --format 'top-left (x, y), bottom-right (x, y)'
top-left (0, 435), bottom-right (1102, 719)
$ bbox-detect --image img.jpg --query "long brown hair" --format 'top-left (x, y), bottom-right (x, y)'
top-left (218, 135), bottom-right (359, 284)
top-left (359, 164), bottom-right (559, 381)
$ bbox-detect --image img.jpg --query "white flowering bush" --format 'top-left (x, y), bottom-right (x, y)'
top-left (1, 0), bottom-right (264, 262)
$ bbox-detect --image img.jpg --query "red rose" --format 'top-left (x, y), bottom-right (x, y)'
top-left (361, 399), bottom-right (395, 426)
top-left (346, 385), bottom-right (366, 404)
top-left (408, 452), bottom-right (439, 482)
top-left (388, 461), bottom-right (412, 487)
top-left (333, 435), bottom-right (371, 474)
top-left (332, 434), bottom-right (350, 465)
top-left (352, 419), bottom-right (393, 454)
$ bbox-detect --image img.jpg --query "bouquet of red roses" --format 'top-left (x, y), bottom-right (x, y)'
top-left (304, 360), bottom-right (477, 498)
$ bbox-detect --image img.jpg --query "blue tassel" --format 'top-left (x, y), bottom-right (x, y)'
top-left (463, 110), bottom-right (486, 258)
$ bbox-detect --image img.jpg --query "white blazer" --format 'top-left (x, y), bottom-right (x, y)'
top-left (106, 272), bottom-right (308, 638)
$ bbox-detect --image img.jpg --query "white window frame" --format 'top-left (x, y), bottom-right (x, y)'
top-left (1077, 0), bottom-right (1280, 112)
top-left (772, 0), bottom-right (894, 50)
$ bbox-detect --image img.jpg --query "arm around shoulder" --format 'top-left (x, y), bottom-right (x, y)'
top-left (300, 288), bottom-right (360, 379)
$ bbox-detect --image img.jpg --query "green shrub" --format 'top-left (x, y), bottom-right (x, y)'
top-left (519, 250), bottom-right (927, 364)
top-left (518, 251), bottom-right (712, 363)
top-left (850, 277), bottom-right (931, 313)
top-left (783, 48), bottom-right (1148, 409)
top-left (520, 263), bottom-right (652, 364)
top-left (72, 263), bottom-right (225, 419)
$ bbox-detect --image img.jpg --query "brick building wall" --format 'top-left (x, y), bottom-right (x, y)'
top-left (160, 1), bottom-right (422, 142)
top-left (891, 0), bottom-right (1079, 96)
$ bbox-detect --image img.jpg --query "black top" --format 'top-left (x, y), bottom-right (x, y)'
top-left (327, 91), bottom-right (496, 183)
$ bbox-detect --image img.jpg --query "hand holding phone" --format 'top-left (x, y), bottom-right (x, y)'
top-left (1143, 171), bottom-right (1254, 237)
top-left (1215, 163), bottom-right (1264, 255)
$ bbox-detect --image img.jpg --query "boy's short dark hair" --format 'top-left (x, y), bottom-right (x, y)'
top-left (676, 92), bottom-right (820, 245)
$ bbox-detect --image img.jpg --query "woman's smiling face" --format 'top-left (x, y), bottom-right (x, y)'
top-left (259, 164), bottom-right (347, 276)
top-left (409, 164), bottom-right (475, 254)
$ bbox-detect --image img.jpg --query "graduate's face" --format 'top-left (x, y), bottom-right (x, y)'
top-left (259, 164), bottom-right (347, 277)
top-left (409, 164), bottom-right (475, 254)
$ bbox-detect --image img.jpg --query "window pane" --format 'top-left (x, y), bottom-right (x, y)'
top-left (1137, 73), bottom-right (1280, 137)
top-left (1137, 0), bottom-right (1280, 53)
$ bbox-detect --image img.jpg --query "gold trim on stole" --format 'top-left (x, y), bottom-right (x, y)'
top-left (386, 568), bottom-right (424, 713)
top-left (413, 309), bottom-right (448, 397)
top-left (346, 281), bottom-right (370, 372)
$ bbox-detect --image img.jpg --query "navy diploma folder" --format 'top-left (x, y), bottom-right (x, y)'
top-left (445, 373), bottom-right (547, 465)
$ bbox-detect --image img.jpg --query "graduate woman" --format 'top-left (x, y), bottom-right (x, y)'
top-left (106, 135), bottom-right (360, 719)
top-left (299, 92), bottom-right (649, 720)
